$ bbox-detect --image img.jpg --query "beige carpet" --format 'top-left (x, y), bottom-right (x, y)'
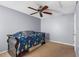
top-left (0, 42), bottom-right (76, 57)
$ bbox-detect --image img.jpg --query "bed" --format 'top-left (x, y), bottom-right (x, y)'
top-left (7, 31), bottom-right (45, 57)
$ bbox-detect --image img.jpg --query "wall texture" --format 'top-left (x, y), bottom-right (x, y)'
top-left (0, 6), bottom-right (41, 51)
top-left (41, 14), bottom-right (74, 45)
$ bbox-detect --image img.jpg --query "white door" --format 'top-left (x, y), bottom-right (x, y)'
top-left (75, 3), bottom-right (79, 56)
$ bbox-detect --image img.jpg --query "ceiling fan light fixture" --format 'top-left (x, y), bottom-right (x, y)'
top-left (28, 5), bottom-right (52, 17)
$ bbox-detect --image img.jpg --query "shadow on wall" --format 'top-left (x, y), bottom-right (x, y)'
top-left (45, 33), bottom-right (50, 42)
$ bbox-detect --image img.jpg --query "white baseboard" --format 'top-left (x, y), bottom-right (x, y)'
top-left (50, 40), bottom-right (74, 46)
top-left (0, 50), bottom-right (8, 54)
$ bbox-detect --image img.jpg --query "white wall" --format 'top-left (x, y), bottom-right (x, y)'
top-left (75, 3), bottom-right (79, 56)
top-left (0, 6), bottom-right (41, 51)
top-left (41, 14), bottom-right (74, 45)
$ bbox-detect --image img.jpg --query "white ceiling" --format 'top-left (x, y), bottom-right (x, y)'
top-left (0, 1), bottom-right (77, 18)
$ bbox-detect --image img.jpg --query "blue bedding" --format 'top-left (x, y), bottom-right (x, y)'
top-left (7, 31), bottom-right (45, 56)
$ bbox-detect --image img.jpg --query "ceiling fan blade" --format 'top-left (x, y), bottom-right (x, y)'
top-left (39, 12), bottom-right (43, 17)
top-left (41, 5), bottom-right (48, 12)
top-left (28, 7), bottom-right (38, 11)
top-left (30, 12), bottom-right (38, 15)
top-left (47, 8), bottom-right (61, 13)
top-left (43, 12), bottom-right (52, 15)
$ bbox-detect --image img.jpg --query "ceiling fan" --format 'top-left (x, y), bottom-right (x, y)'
top-left (28, 5), bottom-right (52, 17)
